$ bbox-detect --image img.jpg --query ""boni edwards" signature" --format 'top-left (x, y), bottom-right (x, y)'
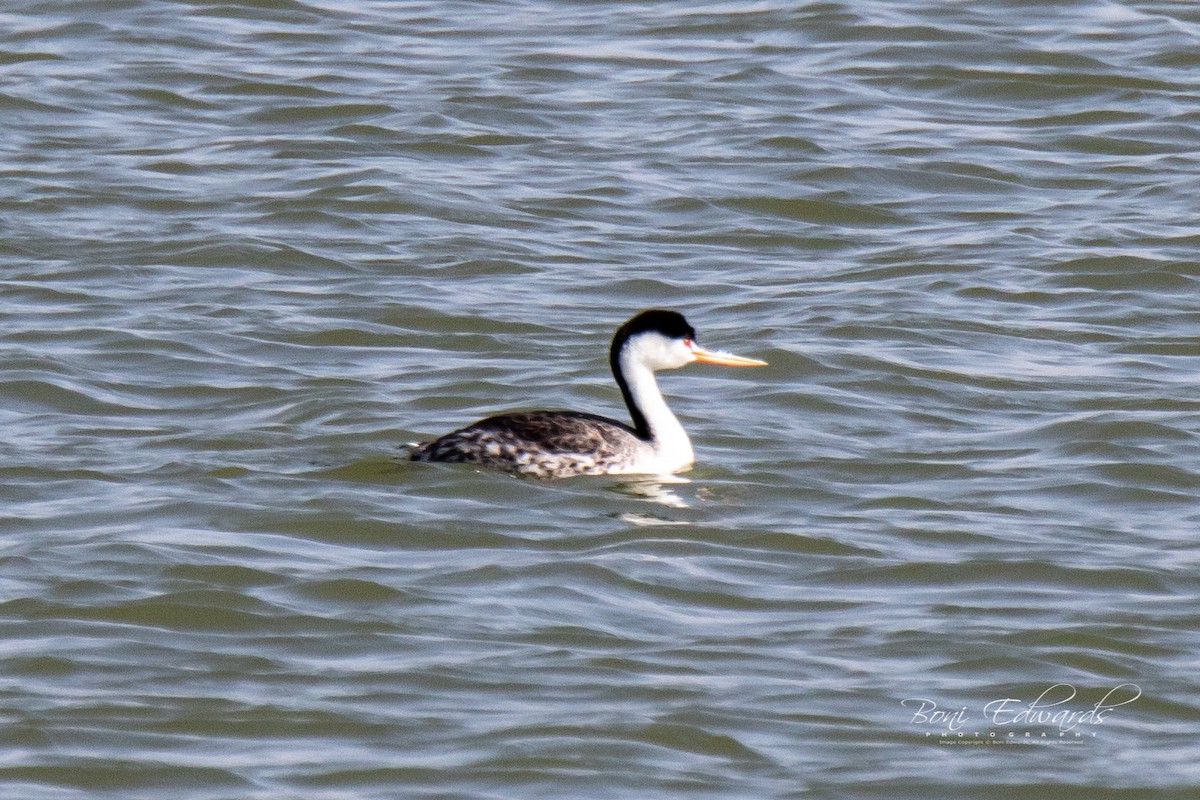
top-left (902, 683), bottom-right (1142, 733)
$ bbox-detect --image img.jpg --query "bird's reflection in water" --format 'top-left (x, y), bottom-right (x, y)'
top-left (609, 474), bottom-right (694, 523)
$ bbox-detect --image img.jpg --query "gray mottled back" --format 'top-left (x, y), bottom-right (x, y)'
top-left (409, 411), bottom-right (647, 479)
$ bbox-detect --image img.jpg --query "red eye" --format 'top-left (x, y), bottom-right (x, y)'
top-left (683, 338), bottom-right (693, 347)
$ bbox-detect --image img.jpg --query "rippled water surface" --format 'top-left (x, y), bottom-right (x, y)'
top-left (3, 1), bottom-right (1199, 797)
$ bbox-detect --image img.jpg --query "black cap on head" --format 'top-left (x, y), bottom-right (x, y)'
top-left (614, 309), bottom-right (696, 346)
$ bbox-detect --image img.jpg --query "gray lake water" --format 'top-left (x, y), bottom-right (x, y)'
top-left (3, 1), bottom-right (1199, 798)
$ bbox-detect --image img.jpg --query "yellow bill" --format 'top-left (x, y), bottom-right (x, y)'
top-left (689, 344), bottom-right (768, 367)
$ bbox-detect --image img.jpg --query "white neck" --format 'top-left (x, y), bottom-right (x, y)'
top-left (619, 349), bottom-right (694, 470)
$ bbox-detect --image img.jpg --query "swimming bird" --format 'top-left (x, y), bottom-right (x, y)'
top-left (408, 309), bottom-right (767, 479)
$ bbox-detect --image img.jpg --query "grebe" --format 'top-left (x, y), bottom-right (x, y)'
top-left (408, 309), bottom-right (766, 479)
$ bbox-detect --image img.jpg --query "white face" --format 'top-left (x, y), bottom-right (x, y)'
top-left (624, 331), bottom-right (696, 372)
